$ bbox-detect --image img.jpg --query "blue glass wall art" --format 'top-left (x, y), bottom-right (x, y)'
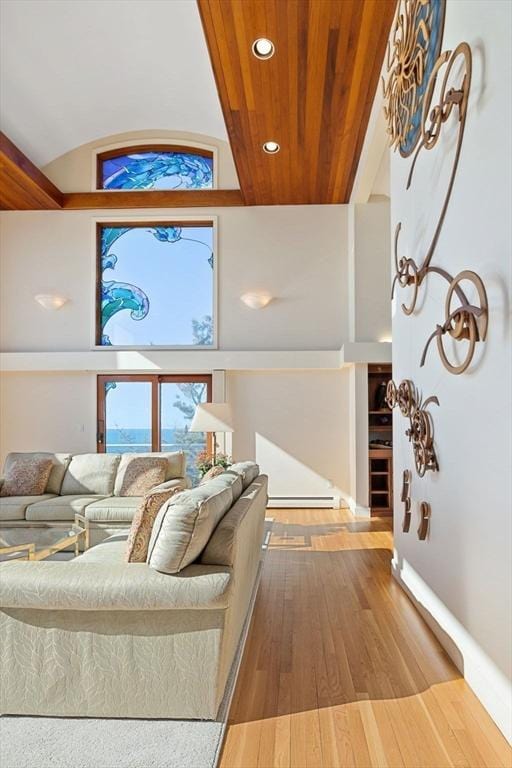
top-left (99, 149), bottom-right (213, 191)
top-left (98, 223), bottom-right (214, 347)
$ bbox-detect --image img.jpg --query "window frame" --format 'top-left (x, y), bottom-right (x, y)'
top-left (94, 142), bottom-right (217, 192)
top-left (93, 216), bottom-right (218, 350)
top-left (97, 373), bottom-right (213, 455)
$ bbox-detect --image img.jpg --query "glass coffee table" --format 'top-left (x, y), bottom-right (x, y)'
top-left (0, 520), bottom-right (86, 562)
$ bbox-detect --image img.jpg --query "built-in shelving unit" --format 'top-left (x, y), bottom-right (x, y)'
top-left (368, 363), bottom-right (393, 516)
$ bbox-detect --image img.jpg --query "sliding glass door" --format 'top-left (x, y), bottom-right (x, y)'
top-left (97, 375), bottom-right (211, 483)
top-left (100, 379), bottom-right (153, 453)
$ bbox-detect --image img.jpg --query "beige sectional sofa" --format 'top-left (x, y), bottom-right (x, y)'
top-left (0, 451), bottom-right (188, 545)
top-left (0, 463), bottom-right (267, 720)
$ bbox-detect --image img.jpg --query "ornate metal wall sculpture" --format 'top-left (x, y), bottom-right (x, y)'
top-left (418, 501), bottom-right (431, 540)
top-left (401, 469), bottom-right (412, 532)
top-left (384, 1), bottom-right (489, 375)
top-left (387, 379), bottom-right (439, 477)
top-left (383, 0), bottom-right (446, 157)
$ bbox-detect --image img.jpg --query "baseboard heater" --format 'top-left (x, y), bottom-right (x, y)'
top-left (268, 495), bottom-right (337, 509)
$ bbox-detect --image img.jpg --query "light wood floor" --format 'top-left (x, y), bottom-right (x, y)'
top-left (220, 508), bottom-right (511, 768)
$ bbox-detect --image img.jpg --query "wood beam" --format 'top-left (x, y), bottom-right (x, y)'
top-left (0, 132), bottom-right (63, 210)
top-left (61, 189), bottom-right (245, 209)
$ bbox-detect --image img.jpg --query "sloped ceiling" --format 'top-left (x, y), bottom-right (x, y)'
top-left (198, 0), bottom-right (396, 204)
top-left (0, 0), bottom-right (227, 166)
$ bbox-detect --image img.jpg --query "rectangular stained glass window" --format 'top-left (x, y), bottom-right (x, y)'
top-left (97, 222), bottom-right (215, 347)
top-left (98, 148), bottom-right (213, 191)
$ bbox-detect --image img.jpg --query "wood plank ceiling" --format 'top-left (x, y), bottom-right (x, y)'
top-left (198, 0), bottom-right (396, 205)
top-left (0, 132), bottom-right (63, 210)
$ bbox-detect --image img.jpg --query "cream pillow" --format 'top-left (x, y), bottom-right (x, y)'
top-left (0, 457), bottom-right (53, 497)
top-left (228, 461), bottom-right (260, 490)
top-left (148, 485), bottom-right (233, 574)
top-left (125, 487), bottom-right (181, 563)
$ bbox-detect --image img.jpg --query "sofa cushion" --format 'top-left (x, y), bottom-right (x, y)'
top-left (0, 456), bottom-right (53, 498)
top-left (76, 534), bottom-right (129, 564)
top-left (113, 455), bottom-right (167, 497)
top-left (84, 496), bottom-right (142, 523)
top-left (1, 452), bottom-right (72, 495)
top-left (228, 461), bottom-right (260, 490)
top-left (201, 471), bottom-right (243, 503)
top-left (0, 494), bottom-right (57, 521)
top-left (61, 454), bottom-right (121, 495)
top-left (26, 495), bottom-right (108, 521)
top-left (126, 487), bottom-right (182, 563)
top-left (159, 450), bottom-right (186, 480)
top-left (202, 476), bottom-right (268, 567)
top-left (148, 485), bottom-right (233, 574)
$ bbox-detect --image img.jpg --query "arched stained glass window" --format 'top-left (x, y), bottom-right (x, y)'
top-left (96, 145), bottom-right (214, 191)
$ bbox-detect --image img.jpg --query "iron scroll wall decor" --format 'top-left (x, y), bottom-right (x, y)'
top-left (386, 379), bottom-right (439, 477)
top-left (383, 0), bottom-right (489, 375)
top-left (401, 469), bottom-right (412, 532)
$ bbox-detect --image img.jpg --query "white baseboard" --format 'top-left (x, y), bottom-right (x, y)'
top-left (352, 504), bottom-right (371, 517)
top-left (392, 556), bottom-right (512, 744)
top-left (340, 493), bottom-right (371, 517)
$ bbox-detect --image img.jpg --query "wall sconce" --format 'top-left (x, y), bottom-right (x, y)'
top-left (34, 294), bottom-right (69, 310)
top-left (240, 292), bottom-right (273, 310)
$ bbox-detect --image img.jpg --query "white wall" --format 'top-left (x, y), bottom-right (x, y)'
top-left (354, 198), bottom-right (391, 342)
top-left (227, 370), bottom-right (350, 500)
top-left (390, 0), bottom-right (512, 739)
top-left (0, 373), bottom-right (97, 456)
top-left (0, 205), bottom-right (348, 352)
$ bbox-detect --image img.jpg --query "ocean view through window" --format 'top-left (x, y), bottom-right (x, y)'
top-left (97, 375), bottom-right (212, 485)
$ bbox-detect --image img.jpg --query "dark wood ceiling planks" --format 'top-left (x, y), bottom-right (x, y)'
top-left (198, 0), bottom-right (396, 205)
top-left (0, 132), bottom-right (63, 210)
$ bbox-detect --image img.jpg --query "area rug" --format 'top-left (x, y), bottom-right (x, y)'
top-left (0, 519), bottom-right (273, 768)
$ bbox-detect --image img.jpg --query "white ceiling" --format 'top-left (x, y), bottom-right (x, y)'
top-left (0, 0), bottom-right (227, 166)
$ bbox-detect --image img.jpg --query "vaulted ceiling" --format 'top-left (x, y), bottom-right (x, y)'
top-left (0, 0), bottom-right (227, 166)
top-left (0, 0), bottom-right (395, 209)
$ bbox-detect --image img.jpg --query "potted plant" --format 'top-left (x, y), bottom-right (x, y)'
top-left (195, 449), bottom-right (232, 478)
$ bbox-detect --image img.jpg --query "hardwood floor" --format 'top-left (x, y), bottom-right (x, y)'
top-left (220, 508), bottom-right (511, 768)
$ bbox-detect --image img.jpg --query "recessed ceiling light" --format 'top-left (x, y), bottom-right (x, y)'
top-left (263, 141), bottom-right (280, 154)
top-left (252, 38), bottom-right (275, 59)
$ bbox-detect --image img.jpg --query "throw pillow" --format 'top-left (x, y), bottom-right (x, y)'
top-left (0, 457), bottom-right (53, 497)
top-left (125, 487), bottom-right (181, 563)
top-left (199, 465), bottom-right (226, 484)
top-left (115, 456), bottom-right (167, 497)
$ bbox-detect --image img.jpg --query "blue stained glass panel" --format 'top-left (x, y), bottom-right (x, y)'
top-left (400, 0), bottom-right (446, 156)
top-left (99, 224), bottom-right (214, 347)
top-left (100, 150), bottom-right (213, 190)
